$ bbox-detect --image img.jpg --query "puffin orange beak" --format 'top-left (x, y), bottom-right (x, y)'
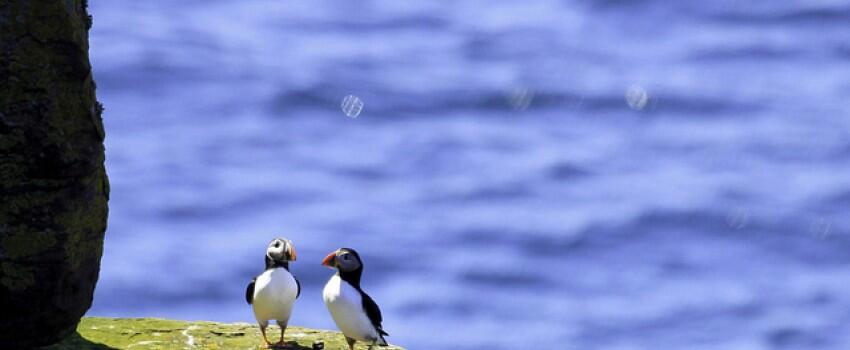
top-left (286, 243), bottom-right (297, 261)
top-left (322, 252), bottom-right (337, 267)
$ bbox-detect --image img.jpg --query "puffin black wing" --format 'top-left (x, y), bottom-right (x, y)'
top-left (295, 275), bottom-right (301, 299)
top-left (245, 278), bottom-right (255, 304)
top-left (360, 291), bottom-right (388, 336)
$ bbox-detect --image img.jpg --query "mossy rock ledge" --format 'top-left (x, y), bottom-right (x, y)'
top-left (39, 317), bottom-right (405, 350)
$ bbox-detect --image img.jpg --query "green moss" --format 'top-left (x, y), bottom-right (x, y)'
top-left (60, 184), bottom-right (107, 269)
top-left (64, 228), bottom-right (103, 270)
top-left (40, 318), bottom-right (405, 350)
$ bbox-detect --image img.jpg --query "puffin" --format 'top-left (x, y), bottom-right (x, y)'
top-left (322, 248), bottom-right (389, 350)
top-left (246, 238), bottom-right (301, 348)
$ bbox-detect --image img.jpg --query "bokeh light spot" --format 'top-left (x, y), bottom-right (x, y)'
top-left (625, 85), bottom-right (649, 111)
top-left (341, 95), bottom-right (364, 118)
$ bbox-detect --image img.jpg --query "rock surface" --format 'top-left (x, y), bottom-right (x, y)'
top-left (41, 317), bottom-right (405, 350)
top-left (0, 0), bottom-right (108, 347)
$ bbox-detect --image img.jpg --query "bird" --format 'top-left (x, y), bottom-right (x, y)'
top-left (246, 238), bottom-right (301, 348)
top-left (322, 248), bottom-right (389, 350)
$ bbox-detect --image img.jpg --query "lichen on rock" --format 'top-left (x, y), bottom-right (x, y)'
top-left (41, 318), bottom-right (405, 350)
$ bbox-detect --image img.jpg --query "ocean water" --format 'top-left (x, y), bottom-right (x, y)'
top-left (86, 1), bottom-right (850, 349)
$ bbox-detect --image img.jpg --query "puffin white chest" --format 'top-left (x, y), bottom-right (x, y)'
top-left (252, 268), bottom-right (298, 324)
top-left (322, 274), bottom-right (378, 342)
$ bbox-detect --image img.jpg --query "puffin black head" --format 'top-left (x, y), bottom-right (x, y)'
top-left (265, 238), bottom-right (297, 269)
top-left (322, 248), bottom-right (362, 271)
top-left (322, 248), bottom-right (364, 285)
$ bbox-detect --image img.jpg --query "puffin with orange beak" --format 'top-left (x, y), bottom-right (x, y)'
top-left (246, 238), bottom-right (300, 348)
top-left (322, 248), bottom-right (389, 350)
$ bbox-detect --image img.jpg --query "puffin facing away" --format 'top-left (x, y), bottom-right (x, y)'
top-left (322, 248), bottom-right (388, 350)
top-left (246, 238), bottom-right (300, 348)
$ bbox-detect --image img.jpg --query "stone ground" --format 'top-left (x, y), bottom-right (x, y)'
top-left (40, 317), bottom-right (404, 350)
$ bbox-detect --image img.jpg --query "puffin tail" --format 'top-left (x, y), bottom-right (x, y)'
top-left (376, 330), bottom-right (388, 346)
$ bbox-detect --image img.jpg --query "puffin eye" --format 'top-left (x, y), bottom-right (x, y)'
top-left (274, 242), bottom-right (280, 248)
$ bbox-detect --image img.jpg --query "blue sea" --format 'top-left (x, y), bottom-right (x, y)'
top-left (86, 1), bottom-right (850, 349)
